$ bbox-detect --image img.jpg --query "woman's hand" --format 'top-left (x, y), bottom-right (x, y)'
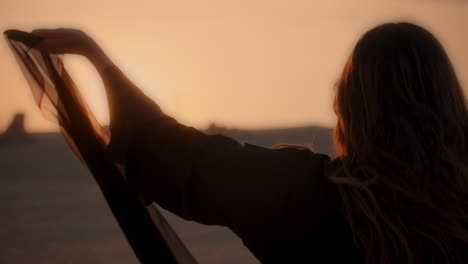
top-left (32, 28), bottom-right (114, 73)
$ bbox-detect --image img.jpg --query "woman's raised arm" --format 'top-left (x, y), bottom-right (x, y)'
top-left (31, 29), bottom-right (334, 263)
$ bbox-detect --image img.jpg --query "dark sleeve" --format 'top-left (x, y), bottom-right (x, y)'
top-left (100, 65), bottom-right (332, 259)
top-left (125, 124), bottom-right (333, 260)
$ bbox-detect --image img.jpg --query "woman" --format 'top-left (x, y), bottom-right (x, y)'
top-left (33, 22), bottom-right (468, 263)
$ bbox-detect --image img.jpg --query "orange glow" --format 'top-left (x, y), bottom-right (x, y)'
top-left (1, 0), bottom-right (468, 132)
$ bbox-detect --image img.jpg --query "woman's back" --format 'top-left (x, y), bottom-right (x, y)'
top-left (331, 22), bottom-right (468, 263)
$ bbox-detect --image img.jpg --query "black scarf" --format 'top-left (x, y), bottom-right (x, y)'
top-left (4, 29), bottom-right (197, 264)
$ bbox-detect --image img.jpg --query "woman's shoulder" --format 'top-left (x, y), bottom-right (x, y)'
top-left (242, 144), bottom-right (359, 262)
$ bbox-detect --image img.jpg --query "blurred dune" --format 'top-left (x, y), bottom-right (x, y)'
top-left (0, 113), bottom-right (334, 264)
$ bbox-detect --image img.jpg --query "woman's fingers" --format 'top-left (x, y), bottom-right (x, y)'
top-left (31, 28), bottom-right (93, 55)
top-left (35, 39), bottom-right (72, 54)
top-left (32, 28), bottom-right (83, 38)
top-left (33, 28), bottom-right (68, 39)
top-left (32, 29), bottom-right (59, 38)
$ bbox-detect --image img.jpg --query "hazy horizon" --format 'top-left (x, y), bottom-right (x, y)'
top-left (1, 0), bottom-right (468, 133)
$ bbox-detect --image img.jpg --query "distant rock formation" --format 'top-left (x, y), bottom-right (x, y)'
top-left (205, 122), bottom-right (228, 134)
top-left (0, 113), bottom-right (30, 143)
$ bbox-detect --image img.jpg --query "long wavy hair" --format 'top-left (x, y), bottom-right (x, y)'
top-left (331, 22), bottom-right (468, 263)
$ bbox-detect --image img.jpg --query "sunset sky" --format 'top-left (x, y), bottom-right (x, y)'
top-left (1, 0), bottom-right (468, 132)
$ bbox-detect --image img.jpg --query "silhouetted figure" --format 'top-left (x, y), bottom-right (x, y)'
top-left (30, 23), bottom-right (468, 263)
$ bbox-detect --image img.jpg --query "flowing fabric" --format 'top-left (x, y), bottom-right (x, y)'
top-left (4, 29), bottom-right (197, 264)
